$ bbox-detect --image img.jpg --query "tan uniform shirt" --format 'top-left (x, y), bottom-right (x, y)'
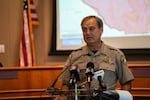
top-left (59, 42), bottom-right (134, 90)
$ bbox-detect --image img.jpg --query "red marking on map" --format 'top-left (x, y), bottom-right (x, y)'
top-left (82, 0), bottom-right (150, 34)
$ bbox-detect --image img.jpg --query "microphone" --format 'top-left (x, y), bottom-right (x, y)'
top-left (46, 52), bottom-right (88, 93)
top-left (85, 62), bottom-right (94, 83)
top-left (69, 65), bottom-right (80, 84)
top-left (93, 70), bottom-right (104, 80)
top-left (93, 70), bottom-right (106, 90)
top-left (98, 75), bottom-right (106, 91)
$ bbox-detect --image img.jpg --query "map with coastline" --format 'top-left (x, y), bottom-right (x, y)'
top-left (82, 0), bottom-right (150, 34)
top-left (59, 0), bottom-right (150, 39)
top-left (57, 0), bottom-right (150, 49)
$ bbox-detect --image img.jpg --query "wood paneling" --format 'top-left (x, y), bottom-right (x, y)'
top-left (0, 64), bottom-right (150, 99)
top-left (0, 66), bottom-right (62, 90)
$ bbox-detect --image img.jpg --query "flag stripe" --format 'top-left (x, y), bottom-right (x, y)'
top-left (30, 0), bottom-right (39, 25)
top-left (24, 10), bottom-right (32, 66)
top-left (22, 29), bottom-right (27, 66)
top-left (19, 0), bottom-right (39, 67)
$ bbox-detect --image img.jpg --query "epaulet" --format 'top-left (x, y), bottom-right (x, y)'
top-left (107, 45), bottom-right (124, 55)
top-left (70, 48), bottom-right (83, 56)
top-left (72, 48), bottom-right (82, 52)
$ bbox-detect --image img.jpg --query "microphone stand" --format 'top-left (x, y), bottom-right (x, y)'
top-left (74, 80), bottom-right (78, 100)
top-left (69, 70), bottom-right (79, 100)
top-left (86, 71), bottom-right (94, 100)
top-left (95, 76), bottom-right (107, 100)
top-left (46, 67), bottom-right (68, 94)
top-left (98, 76), bottom-right (106, 91)
top-left (69, 77), bottom-right (78, 100)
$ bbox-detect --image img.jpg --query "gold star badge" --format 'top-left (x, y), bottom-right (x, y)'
top-left (103, 56), bottom-right (111, 63)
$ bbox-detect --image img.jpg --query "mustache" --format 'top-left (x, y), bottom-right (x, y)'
top-left (86, 36), bottom-right (93, 38)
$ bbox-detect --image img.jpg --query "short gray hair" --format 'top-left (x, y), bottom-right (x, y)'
top-left (81, 15), bottom-right (103, 28)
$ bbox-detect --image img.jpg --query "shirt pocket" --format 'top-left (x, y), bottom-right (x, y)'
top-left (98, 62), bottom-right (117, 89)
top-left (99, 62), bottom-right (116, 72)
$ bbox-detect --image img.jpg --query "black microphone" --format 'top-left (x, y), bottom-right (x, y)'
top-left (46, 51), bottom-right (89, 94)
top-left (47, 53), bottom-right (84, 93)
top-left (98, 76), bottom-right (106, 91)
top-left (69, 65), bottom-right (80, 84)
top-left (85, 62), bottom-right (94, 83)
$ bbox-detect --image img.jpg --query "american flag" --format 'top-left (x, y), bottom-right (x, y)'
top-left (19, 0), bottom-right (39, 67)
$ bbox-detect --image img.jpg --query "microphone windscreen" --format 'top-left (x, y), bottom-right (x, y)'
top-left (70, 65), bottom-right (80, 81)
top-left (85, 62), bottom-right (94, 76)
top-left (87, 62), bottom-right (94, 68)
top-left (70, 65), bottom-right (78, 70)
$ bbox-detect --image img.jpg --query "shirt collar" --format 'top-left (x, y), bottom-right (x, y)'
top-left (82, 41), bottom-right (108, 56)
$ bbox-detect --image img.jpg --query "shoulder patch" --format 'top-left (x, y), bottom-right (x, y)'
top-left (120, 55), bottom-right (127, 64)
